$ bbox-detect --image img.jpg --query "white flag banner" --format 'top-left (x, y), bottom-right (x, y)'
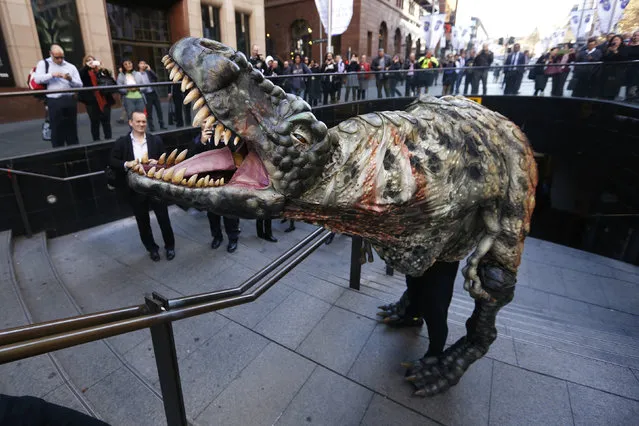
top-left (611, 0), bottom-right (631, 31)
top-left (597, 0), bottom-right (614, 33)
top-left (569, 9), bottom-right (595, 38)
top-left (552, 29), bottom-right (566, 46)
top-left (314, 0), bottom-right (354, 36)
top-left (429, 14), bottom-right (447, 49)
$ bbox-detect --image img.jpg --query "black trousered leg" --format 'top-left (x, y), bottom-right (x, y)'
top-left (130, 193), bottom-right (175, 251)
top-left (208, 212), bottom-right (240, 241)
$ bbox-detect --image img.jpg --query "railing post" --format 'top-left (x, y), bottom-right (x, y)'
top-left (349, 236), bottom-right (362, 290)
top-left (9, 173), bottom-right (32, 237)
top-left (145, 294), bottom-right (187, 426)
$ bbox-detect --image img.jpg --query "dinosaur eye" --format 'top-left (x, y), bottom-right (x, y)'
top-left (292, 132), bottom-right (307, 145)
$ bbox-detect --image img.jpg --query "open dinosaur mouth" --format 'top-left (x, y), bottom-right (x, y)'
top-left (129, 53), bottom-right (269, 190)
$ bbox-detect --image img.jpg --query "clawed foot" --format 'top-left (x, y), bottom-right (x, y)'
top-left (376, 294), bottom-right (424, 328)
top-left (401, 337), bottom-right (486, 397)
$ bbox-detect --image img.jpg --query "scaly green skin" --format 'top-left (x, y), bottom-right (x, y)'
top-left (127, 37), bottom-right (538, 396)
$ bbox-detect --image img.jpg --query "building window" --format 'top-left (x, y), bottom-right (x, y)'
top-left (291, 19), bottom-right (312, 59)
top-left (396, 0), bottom-right (404, 8)
top-left (202, 5), bottom-right (221, 41)
top-left (367, 31), bottom-right (373, 57)
top-left (379, 22), bottom-right (388, 51)
top-left (235, 12), bottom-right (251, 56)
top-left (31, 0), bottom-right (85, 68)
top-left (106, 2), bottom-right (171, 96)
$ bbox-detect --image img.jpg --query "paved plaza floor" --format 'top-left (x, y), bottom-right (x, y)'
top-left (1, 207), bottom-right (638, 425)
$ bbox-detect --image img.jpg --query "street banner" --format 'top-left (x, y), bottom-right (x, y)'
top-left (422, 13), bottom-right (446, 50)
top-left (597, 0), bottom-right (614, 33)
top-left (611, 0), bottom-right (631, 31)
top-left (314, 0), bottom-right (353, 36)
top-left (569, 9), bottom-right (595, 38)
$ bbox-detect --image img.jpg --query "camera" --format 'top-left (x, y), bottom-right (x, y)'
top-left (90, 60), bottom-right (101, 67)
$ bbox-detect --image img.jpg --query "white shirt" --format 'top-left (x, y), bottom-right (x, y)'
top-left (125, 132), bottom-right (147, 169)
top-left (33, 57), bottom-right (83, 98)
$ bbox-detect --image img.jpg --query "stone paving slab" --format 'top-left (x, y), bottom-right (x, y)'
top-left (197, 343), bottom-right (315, 426)
top-left (254, 289), bottom-right (332, 350)
top-left (82, 367), bottom-right (166, 426)
top-left (0, 354), bottom-right (63, 399)
top-left (568, 382), bottom-right (639, 426)
top-left (275, 366), bottom-right (373, 426)
top-left (513, 340), bottom-right (639, 400)
top-left (297, 306), bottom-right (377, 375)
top-left (360, 394), bottom-right (438, 426)
top-left (42, 384), bottom-right (91, 417)
top-left (489, 361), bottom-right (572, 426)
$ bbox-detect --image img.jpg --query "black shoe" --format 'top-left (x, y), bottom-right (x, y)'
top-left (280, 218), bottom-right (288, 224)
top-left (150, 250), bottom-right (160, 262)
top-left (227, 240), bottom-right (238, 253)
top-left (211, 237), bottom-right (223, 249)
top-left (284, 225), bottom-right (295, 233)
top-left (166, 248), bottom-right (175, 260)
top-left (263, 235), bottom-right (278, 243)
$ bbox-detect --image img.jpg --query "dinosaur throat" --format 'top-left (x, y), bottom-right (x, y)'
top-left (128, 54), bottom-right (270, 191)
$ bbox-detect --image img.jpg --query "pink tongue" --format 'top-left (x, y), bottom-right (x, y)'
top-left (229, 151), bottom-right (269, 188)
top-left (173, 147), bottom-right (236, 177)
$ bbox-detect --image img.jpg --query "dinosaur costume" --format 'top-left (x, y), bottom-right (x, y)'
top-left (127, 37), bottom-right (538, 396)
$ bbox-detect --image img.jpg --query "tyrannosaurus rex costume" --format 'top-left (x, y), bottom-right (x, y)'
top-left (127, 37), bottom-right (538, 396)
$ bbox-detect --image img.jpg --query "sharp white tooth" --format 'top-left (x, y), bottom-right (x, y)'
top-left (158, 153), bottom-right (166, 165)
top-left (233, 136), bottom-right (240, 146)
top-left (141, 152), bottom-right (148, 164)
top-left (181, 178), bottom-right (188, 186)
top-left (205, 116), bottom-right (216, 128)
top-left (208, 180), bottom-right (216, 187)
top-left (162, 55), bottom-right (170, 64)
top-left (219, 177), bottom-right (225, 186)
top-left (136, 165), bottom-right (145, 175)
top-left (169, 66), bottom-right (179, 80)
top-left (172, 70), bottom-right (183, 83)
top-left (181, 75), bottom-right (191, 92)
top-left (175, 149), bottom-right (188, 164)
top-left (214, 124), bottom-right (223, 146)
top-left (192, 106), bottom-right (210, 127)
top-left (196, 177), bottom-right (205, 188)
top-left (183, 89), bottom-right (200, 105)
top-left (192, 97), bottom-right (206, 111)
top-left (166, 149), bottom-right (178, 166)
top-left (187, 174), bottom-right (198, 187)
top-left (185, 81), bottom-right (194, 90)
top-left (166, 61), bottom-right (175, 70)
top-left (214, 179), bottom-right (220, 186)
top-left (147, 166), bottom-right (156, 177)
top-left (162, 168), bottom-right (174, 182)
top-left (155, 168), bottom-right (164, 179)
top-left (203, 175), bottom-right (210, 186)
top-left (172, 168), bottom-right (187, 184)
top-left (224, 129), bottom-right (232, 145)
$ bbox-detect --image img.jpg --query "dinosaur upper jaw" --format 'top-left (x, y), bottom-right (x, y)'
top-left (126, 37), bottom-right (287, 218)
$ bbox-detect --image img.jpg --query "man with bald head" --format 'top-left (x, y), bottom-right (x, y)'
top-left (33, 44), bottom-right (83, 148)
top-left (472, 43), bottom-right (493, 95)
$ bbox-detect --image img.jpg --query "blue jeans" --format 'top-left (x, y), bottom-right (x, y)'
top-left (123, 96), bottom-right (145, 120)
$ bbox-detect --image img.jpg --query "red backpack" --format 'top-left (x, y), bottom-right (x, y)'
top-left (27, 60), bottom-right (49, 98)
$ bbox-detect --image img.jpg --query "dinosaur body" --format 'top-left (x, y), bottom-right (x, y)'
top-left (127, 37), bottom-right (538, 396)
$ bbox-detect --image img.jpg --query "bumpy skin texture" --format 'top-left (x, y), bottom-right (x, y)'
top-left (128, 38), bottom-right (538, 396)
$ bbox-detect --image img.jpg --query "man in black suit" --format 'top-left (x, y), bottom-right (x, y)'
top-left (504, 43), bottom-right (526, 95)
top-left (109, 111), bottom-right (176, 261)
top-left (191, 122), bottom-right (240, 252)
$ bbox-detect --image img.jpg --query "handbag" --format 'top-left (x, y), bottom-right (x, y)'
top-left (97, 72), bottom-right (117, 94)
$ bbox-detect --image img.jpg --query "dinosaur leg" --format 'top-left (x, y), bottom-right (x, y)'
top-left (462, 208), bottom-right (501, 301)
top-left (377, 279), bottom-right (424, 328)
top-left (402, 263), bottom-right (515, 397)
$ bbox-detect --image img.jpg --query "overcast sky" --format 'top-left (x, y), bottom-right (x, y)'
top-left (456, 0), bottom-right (580, 38)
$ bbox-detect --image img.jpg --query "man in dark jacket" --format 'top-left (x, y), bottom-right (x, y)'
top-left (191, 122), bottom-right (241, 252)
top-left (371, 48), bottom-right (392, 98)
top-left (109, 111), bottom-right (176, 261)
top-left (472, 43), bottom-right (493, 95)
top-left (169, 82), bottom-right (192, 127)
top-left (504, 43), bottom-right (526, 94)
top-left (138, 60), bottom-right (166, 132)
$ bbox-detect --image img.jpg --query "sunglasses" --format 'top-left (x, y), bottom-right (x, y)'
top-left (52, 55), bottom-right (65, 59)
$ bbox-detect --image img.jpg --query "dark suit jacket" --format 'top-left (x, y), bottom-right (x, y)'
top-left (505, 52), bottom-right (526, 73)
top-left (109, 132), bottom-right (166, 189)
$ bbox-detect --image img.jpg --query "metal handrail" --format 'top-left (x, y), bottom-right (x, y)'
top-left (0, 228), bottom-right (329, 355)
top-left (1, 60), bottom-right (636, 98)
top-left (0, 230), bottom-right (332, 365)
top-left (0, 167), bottom-right (104, 182)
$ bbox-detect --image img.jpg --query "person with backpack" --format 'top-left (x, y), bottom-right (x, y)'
top-left (32, 44), bottom-right (83, 148)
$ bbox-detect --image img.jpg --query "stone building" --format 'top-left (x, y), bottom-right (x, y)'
top-left (264, 0), bottom-right (430, 62)
top-left (0, 0), bottom-right (266, 90)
